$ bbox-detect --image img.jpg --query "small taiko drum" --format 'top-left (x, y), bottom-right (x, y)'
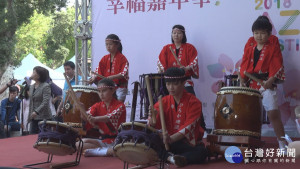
top-left (214, 87), bottom-right (263, 138)
top-left (34, 121), bottom-right (79, 156)
top-left (113, 122), bottom-right (163, 165)
top-left (63, 85), bottom-right (101, 123)
top-left (139, 73), bottom-right (168, 119)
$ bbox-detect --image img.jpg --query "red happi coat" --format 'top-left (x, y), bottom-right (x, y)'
top-left (87, 98), bottom-right (126, 143)
top-left (95, 51), bottom-right (129, 87)
top-left (153, 91), bottom-right (204, 146)
top-left (157, 43), bottom-right (199, 86)
top-left (240, 35), bottom-right (285, 90)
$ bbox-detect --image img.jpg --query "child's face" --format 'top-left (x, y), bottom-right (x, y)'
top-left (105, 40), bottom-right (118, 54)
top-left (98, 84), bottom-right (115, 102)
top-left (9, 91), bottom-right (18, 101)
top-left (253, 30), bottom-right (270, 45)
top-left (166, 81), bottom-right (185, 97)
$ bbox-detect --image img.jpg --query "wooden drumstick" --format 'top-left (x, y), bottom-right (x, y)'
top-left (63, 73), bottom-right (98, 129)
top-left (91, 71), bottom-right (106, 79)
top-left (169, 46), bottom-right (183, 67)
top-left (244, 71), bottom-right (264, 85)
top-left (145, 75), bottom-right (156, 125)
top-left (159, 95), bottom-right (170, 151)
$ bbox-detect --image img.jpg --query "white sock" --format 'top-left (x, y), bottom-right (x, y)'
top-left (168, 156), bottom-right (175, 164)
top-left (281, 134), bottom-right (293, 144)
top-left (296, 119), bottom-right (300, 134)
top-left (278, 139), bottom-right (288, 150)
top-left (84, 147), bottom-right (108, 157)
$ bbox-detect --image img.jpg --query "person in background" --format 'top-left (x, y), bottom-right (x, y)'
top-left (56, 61), bottom-right (82, 119)
top-left (28, 66), bottom-right (52, 134)
top-left (21, 86), bottom-right (30, 133)
top-left (47, 77), bottom-right (62, 113)
top-left (0, 86), bottom-right (21, 138)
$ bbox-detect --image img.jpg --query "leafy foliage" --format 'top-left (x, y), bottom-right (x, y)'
top-left (0, 0), bottom-right (67, 76)
top-left (43, 7), bottom-right (75, 68)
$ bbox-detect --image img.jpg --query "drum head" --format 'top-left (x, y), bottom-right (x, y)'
top-left (118, 122), bottom-right (157, 133)
top-left (114, 143), bottom-right (158, 165)
top-left (34, 142), bottom-right (76, 156)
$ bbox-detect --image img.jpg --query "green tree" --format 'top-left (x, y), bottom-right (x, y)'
top-left (0, 0), bottom-right (67, 77)
top-left (14, 11), bottom-right (52, 60)
top-left (43, 7), bottom-right (75, 68)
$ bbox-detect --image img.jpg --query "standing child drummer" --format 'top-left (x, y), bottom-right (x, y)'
top-left (80, 78), bottom-right (126, 157)
top-left (89, 34), bottom-right (129, 102)
top-left (148, 67), bottom-right (207, 167)
top-left (239, 16), bottom-right (288, 151)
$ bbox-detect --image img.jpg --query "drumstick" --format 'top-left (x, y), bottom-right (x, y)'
top-left (145, 75), bottom-right (156, 125)
top-left (159, 95), bottom-right (170, 151)
top-left (169, 46), bottom-right (183, 67)
top-left (63, 73), bottom-right (98, 129)
top-left (91, 71), bottom-right (106, 79)
top-left (244, 71), bottom-right (264, 85)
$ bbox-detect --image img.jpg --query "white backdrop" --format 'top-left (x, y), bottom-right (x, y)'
top-left (91, 0), bottom-right (300, 132)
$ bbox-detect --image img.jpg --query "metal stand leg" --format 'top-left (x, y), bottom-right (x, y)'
top-left (23, 154), bottom-right (53, 169)
top-left (24, 139), bottom-right (84, 169)
top-left (51, 139), bottom-right (84, 169)
top-left (123, 161), bottom-right (129, 169)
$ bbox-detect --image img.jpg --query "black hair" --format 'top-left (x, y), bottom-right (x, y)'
top-left (98, 78), bottom-right (117, 99)
top-left (106, 34), bottom-right (123, 53)
top-left (164, 67), bottom-right (187, 83)
top-left (98, 78), bottom-right (116, 88)
top-left (24, 86), bottom-right (30, 100)
top-left (9, 86), bottom-right (19, 93)
top-left (33, 66), bottom-right (49, 83)
top-left (63, 61), bottom-right (75, 69)
top-left (171, 25), bottom-right (187, 44)
top-left (252, 16), bottom-right (272, 34)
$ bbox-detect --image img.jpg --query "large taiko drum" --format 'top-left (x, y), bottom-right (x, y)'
top-left (113, 122), bottom-right (163, 165)
top-left (63, 85), bottom-right (101, 123)
top-left (214, 87), bottom-right (263, 138)
top-left (139, 73), bottom-right (168, 119)
top-left (34, 121), bottom-right (79, 156)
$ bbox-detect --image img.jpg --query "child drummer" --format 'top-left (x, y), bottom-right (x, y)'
top-left (239, 16), bottom-right (288, 151)
top-left (80, 78), bottom-right (126, 157)
top-left (148, 67), bottom-right (207, 167)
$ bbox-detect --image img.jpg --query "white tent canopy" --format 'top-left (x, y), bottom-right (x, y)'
top-left (14, 54), bottom-right (65, 88)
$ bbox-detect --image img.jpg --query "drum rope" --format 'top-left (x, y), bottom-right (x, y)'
top-left (37, 123), bottom-right (78, 149)
top-left (114, 128), bottom-right (163, 153)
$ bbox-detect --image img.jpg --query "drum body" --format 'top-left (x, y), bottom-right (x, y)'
top-left (113, 122), bottom-right (163, 165)
top-left (63, 85), bottom-right (101, 123)
top-left (214, 87), bottom-right (263, 138)
top-left (139, 73), bottom-right (168, 119)
top-left (34, 121), bottom-right (79, 156)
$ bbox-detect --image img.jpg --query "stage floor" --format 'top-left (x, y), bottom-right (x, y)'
top-left (0, 135), bottom-right (299, 169)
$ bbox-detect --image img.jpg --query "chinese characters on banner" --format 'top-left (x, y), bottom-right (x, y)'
top-left (244, 148), bottom-right (297, 164)
top-left (107, 0), bottom-right (215, 14)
